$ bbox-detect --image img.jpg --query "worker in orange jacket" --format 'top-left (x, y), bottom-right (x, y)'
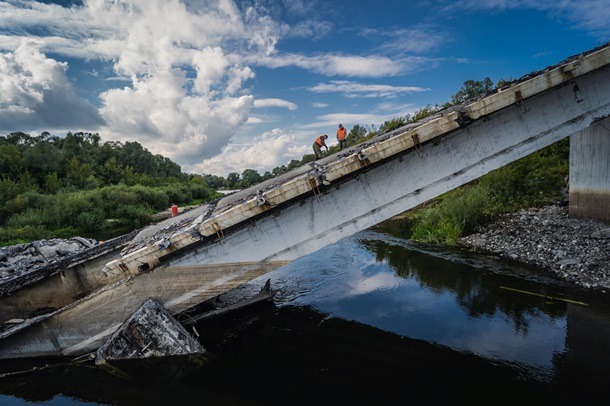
top-left (313, 134), bottom-right (329, 159)
top-left (336, 124), bottom-right (347, 150)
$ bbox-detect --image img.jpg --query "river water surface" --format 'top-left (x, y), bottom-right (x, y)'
top-left (1, 228), bottom-right (609, 404)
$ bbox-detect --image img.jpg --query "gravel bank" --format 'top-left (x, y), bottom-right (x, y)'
top-left (460, 204), bottom-right (610, 292)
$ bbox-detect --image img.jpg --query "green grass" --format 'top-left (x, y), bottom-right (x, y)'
top-left (375, 138), bottom-right (569, 244)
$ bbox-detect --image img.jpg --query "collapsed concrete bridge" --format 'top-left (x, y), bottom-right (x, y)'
top-left (1, 42), bottom-right (610, 360)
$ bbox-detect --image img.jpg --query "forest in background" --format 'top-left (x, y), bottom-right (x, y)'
top-left (0, 76), bottom-right (569, 246)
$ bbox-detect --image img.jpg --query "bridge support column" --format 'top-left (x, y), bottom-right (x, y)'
top-left (569, 117), bottom-right (610, 220)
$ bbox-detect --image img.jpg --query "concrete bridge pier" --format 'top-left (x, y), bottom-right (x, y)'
top-left (569, 116), bottom-right (610, 220)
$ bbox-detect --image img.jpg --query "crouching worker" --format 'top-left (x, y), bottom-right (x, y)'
top-left (313, 134), bottom-right (329, 160)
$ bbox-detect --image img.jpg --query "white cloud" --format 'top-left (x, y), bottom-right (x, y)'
top-left (245, 52), bottom-right (411, 77)
top-left (0, 40), bottom-right (103, 132)
top-left (279, 0), bottom-right (319, 17)
top-left (0, 0), bottom-right (432, 175)
top-left (0, 0), bottom-right (604, 178)
top-left (376, 28), bottom-right (448, 55)
top-left (300, 101), bottom-right (420, 132)
top-left (550, 0), bottom-right (610, 40)
top-left (190, 129), bottom-right (309, 175)
top-left (253, 98), bottom-right (297, 110)
top-left (280, 20), bottom-right (333, 40)
top-left (0, 0), bottom-right (272, 167)
top-left (308, 80), bottom-right (429, 98)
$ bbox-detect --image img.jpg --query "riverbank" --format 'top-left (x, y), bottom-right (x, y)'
top-left (460, 203), bottom-right (610, 292)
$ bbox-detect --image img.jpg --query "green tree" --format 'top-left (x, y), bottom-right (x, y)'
top-left (286, 160), bottom-right (301, 170)
top-left (272, 165), bottom-right (287, 177)
top-left (347, 124), bottom-right (368, 145)
top-left (60, 132), bottom-right (101, 166)
top-left (65, 157), bottom-right (95, 189)
top-left (225, 172), bottom-right (241, 189)
top-left (451, 77), bottom-right (495, 104)
top-left (44, 172), bottom-right (62, 194)
top-left (118, 141), bottom-right (156, 176)
top-left (4, 131), bottom-right (36, 147)
top-left (202, 174), bottom-right (226, 189)
top-left (240, 169), bottom-right (262, 188)
top-left (16, 171), bottom-right (39, 193)
top-left (0, 144), bottom-right (23, 179)
top-left (22, 141), bottom-right (63, 184)
top-left (102, 157), bottom-right (126, 185)
top-left (380, 116), bottom-right (409, 133)
top-left (412, 105), bottom-right (439, 121)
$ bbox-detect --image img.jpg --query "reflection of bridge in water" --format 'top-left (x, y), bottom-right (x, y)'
top-left (1, 42), bottom-right (610, 360)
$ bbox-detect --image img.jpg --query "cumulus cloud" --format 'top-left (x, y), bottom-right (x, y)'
top-left (0, 0), bottom-right (276, 168)
top-left (0, 40), bottom-right (104, 133)
top-left (0, 0), bottom-right (433, 175)
top-left (0, 0), bottom-right (602, 177)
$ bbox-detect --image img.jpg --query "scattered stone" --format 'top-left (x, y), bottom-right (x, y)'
top-left (461, 204), bottom-right (610, 291)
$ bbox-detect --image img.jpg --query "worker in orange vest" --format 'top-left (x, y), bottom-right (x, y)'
top-left (336, 124), bottom-right (347, 150)
top-left (313, 134), bottom-right (329, 159)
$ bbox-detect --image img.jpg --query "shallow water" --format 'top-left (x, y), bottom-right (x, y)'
top-left (1, 229), bottom-right (609, 404)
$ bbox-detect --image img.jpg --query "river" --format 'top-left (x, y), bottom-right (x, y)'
top-left (1, 228), bottom-right (609, 404)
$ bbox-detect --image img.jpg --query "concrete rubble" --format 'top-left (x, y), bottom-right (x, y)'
top-left (95, 298), bottom-right (205, 363)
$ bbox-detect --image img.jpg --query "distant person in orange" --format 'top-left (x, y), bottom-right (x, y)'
top-left (336, 124), bottom-right (347, 150)
top-left (313, 134), bottom-right (329, 159)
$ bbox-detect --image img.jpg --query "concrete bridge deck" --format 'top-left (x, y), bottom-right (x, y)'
top-left (1, 41), bottom-right (609, 359)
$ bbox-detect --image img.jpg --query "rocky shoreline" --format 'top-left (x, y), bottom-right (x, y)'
top-left (460, 203), bottom-right (610, 292)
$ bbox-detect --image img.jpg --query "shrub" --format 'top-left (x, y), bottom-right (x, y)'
top-left (114, 204), bottom-right (154, 228)
top-left (0, 225), bottom-right (53, 246)
top-left (76, 208), bottom-right (106, 233)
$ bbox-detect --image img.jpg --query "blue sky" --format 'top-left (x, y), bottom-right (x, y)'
top-left (1, 0), bottom-right (608, 176)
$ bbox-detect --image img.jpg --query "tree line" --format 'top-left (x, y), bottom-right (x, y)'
top-left (0, 131), bottom-right (217, 244)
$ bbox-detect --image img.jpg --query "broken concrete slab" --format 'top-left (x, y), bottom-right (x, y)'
top-left (95, 298), bottom-right (204, 364)
top-left (0, 231), bottom-right (138, 297)
top-left (180, 279), bottom-right (278, 325)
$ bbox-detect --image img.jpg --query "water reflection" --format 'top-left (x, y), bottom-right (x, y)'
top-left (267, 229), bottom-right (610, 387)
top-left (358, 232), bottom-right (570, 365)
top-left (1, 230), bottom-right (609, 404)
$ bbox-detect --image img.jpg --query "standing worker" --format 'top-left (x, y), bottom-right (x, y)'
top-left (313, 134), bottom-right (329, 160)
top-left (336, 124), bottom-right (347, 150)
